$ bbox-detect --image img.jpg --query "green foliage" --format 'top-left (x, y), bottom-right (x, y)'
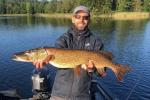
top-left (102, 0), bottom-right (112, 13)
top-left (142, 0), bottom-right (150, 11)
top-left (26, 2), bottom-right (32, 14)
top-left (132, 0), bottom-right (143, 12)
top-left (0, 0), bottom-right (6, 14)
top-left (116, 0), bottom-right (127, 11)
top-left (0, 0), bottom-right (149, 14)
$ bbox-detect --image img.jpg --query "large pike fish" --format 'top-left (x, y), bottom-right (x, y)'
top-left (12, 47), bottom-right (131, 81)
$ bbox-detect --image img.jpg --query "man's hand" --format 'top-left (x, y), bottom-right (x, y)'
top-left (81, 60), bottom-right (95, 72)
top-left (82, 60), bottom-right (107, 77)
top-left (33, 55), bottom-right (52, 69)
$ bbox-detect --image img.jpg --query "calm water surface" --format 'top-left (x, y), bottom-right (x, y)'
top-left (0, 16), bottom-right (150, 100)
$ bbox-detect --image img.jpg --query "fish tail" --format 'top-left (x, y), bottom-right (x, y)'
top-left (112, 64), bottom-right (132, 81)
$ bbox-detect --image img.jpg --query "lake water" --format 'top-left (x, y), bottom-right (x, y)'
top-left (0, 16), bottom-right (150, 100)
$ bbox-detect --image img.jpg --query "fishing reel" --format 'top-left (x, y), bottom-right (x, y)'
top-left (31, 67), bottom-right (51, 99)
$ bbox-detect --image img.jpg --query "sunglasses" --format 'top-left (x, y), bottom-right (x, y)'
top-left (74, 15), bottom-right (89, 20)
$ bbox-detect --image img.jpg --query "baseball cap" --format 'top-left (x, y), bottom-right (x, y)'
top-left (73, 6), bottom-right (90, 16)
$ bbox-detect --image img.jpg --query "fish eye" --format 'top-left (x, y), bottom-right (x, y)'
top-left (26, 50), bottom-right (30, 53)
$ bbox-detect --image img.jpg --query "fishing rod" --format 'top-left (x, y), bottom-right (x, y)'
top-left (126, 69), bottom-right (143, 100)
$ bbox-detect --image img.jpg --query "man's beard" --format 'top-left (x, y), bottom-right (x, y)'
top-left (76, 24), bottom-right (87, 31)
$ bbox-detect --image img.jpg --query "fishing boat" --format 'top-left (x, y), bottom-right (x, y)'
top-left (0, 69), bottom-right (114, 100)
top-left (0, 82), bottom-right (113, 100)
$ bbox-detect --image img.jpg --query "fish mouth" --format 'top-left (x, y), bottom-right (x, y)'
top-left (12, 55), bottom-right (21, 61)
top-left (11, 55), bottom-right (27, 62)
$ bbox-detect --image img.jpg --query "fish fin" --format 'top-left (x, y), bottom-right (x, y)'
top-left (113, 64), bottom-right (132, 81)
top-left (44, 55), bottom-right (55, 62)
top-left (99, 51), bottom-right (113, 60)
top-left (74, 65), bottom-right (81, 76)
top-left (97, 68), bottom-right (107, 77)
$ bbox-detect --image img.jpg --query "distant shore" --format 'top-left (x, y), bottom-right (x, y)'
top-left (98, 12), bottom-right (150, 20)
top-left (0, 14), bottom-right (28, 17)
top-left (0, 12), bottom-right (150, 20)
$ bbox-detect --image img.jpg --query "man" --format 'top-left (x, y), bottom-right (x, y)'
top-left (33, 6), bottom-right (106, 100)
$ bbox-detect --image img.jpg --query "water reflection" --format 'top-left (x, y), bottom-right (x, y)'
top-left (0, 16), bottom-right (150, 99)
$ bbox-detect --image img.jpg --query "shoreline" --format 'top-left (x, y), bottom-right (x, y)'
top-left (0, 12), bottom-right (150, 20)
top-left (0, 14), bottom-right (28, 17)
top-left (98, 12), bottom-right (150, 20)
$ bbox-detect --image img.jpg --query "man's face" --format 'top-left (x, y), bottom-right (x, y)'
top-left (72, 11), bottom-right (90, 31)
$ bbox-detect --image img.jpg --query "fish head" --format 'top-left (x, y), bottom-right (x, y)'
top-left (12, 48), bottom-right (47, 62)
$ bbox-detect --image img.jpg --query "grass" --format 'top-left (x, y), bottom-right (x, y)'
top-left (34, 13), bottom-right (72, 18)
top-left (98, 12), bottom-right (150, 20)
top-left (0, 14), bottom-right (28, 17)
top-left (0, 12), bottom-right (150, 20)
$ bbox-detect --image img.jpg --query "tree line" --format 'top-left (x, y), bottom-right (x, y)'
top-left (0, 0), bottom-right (150, 15)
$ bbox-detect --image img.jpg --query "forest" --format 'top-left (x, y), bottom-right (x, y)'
top-left (0, 0), bottom-right (150, 15)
